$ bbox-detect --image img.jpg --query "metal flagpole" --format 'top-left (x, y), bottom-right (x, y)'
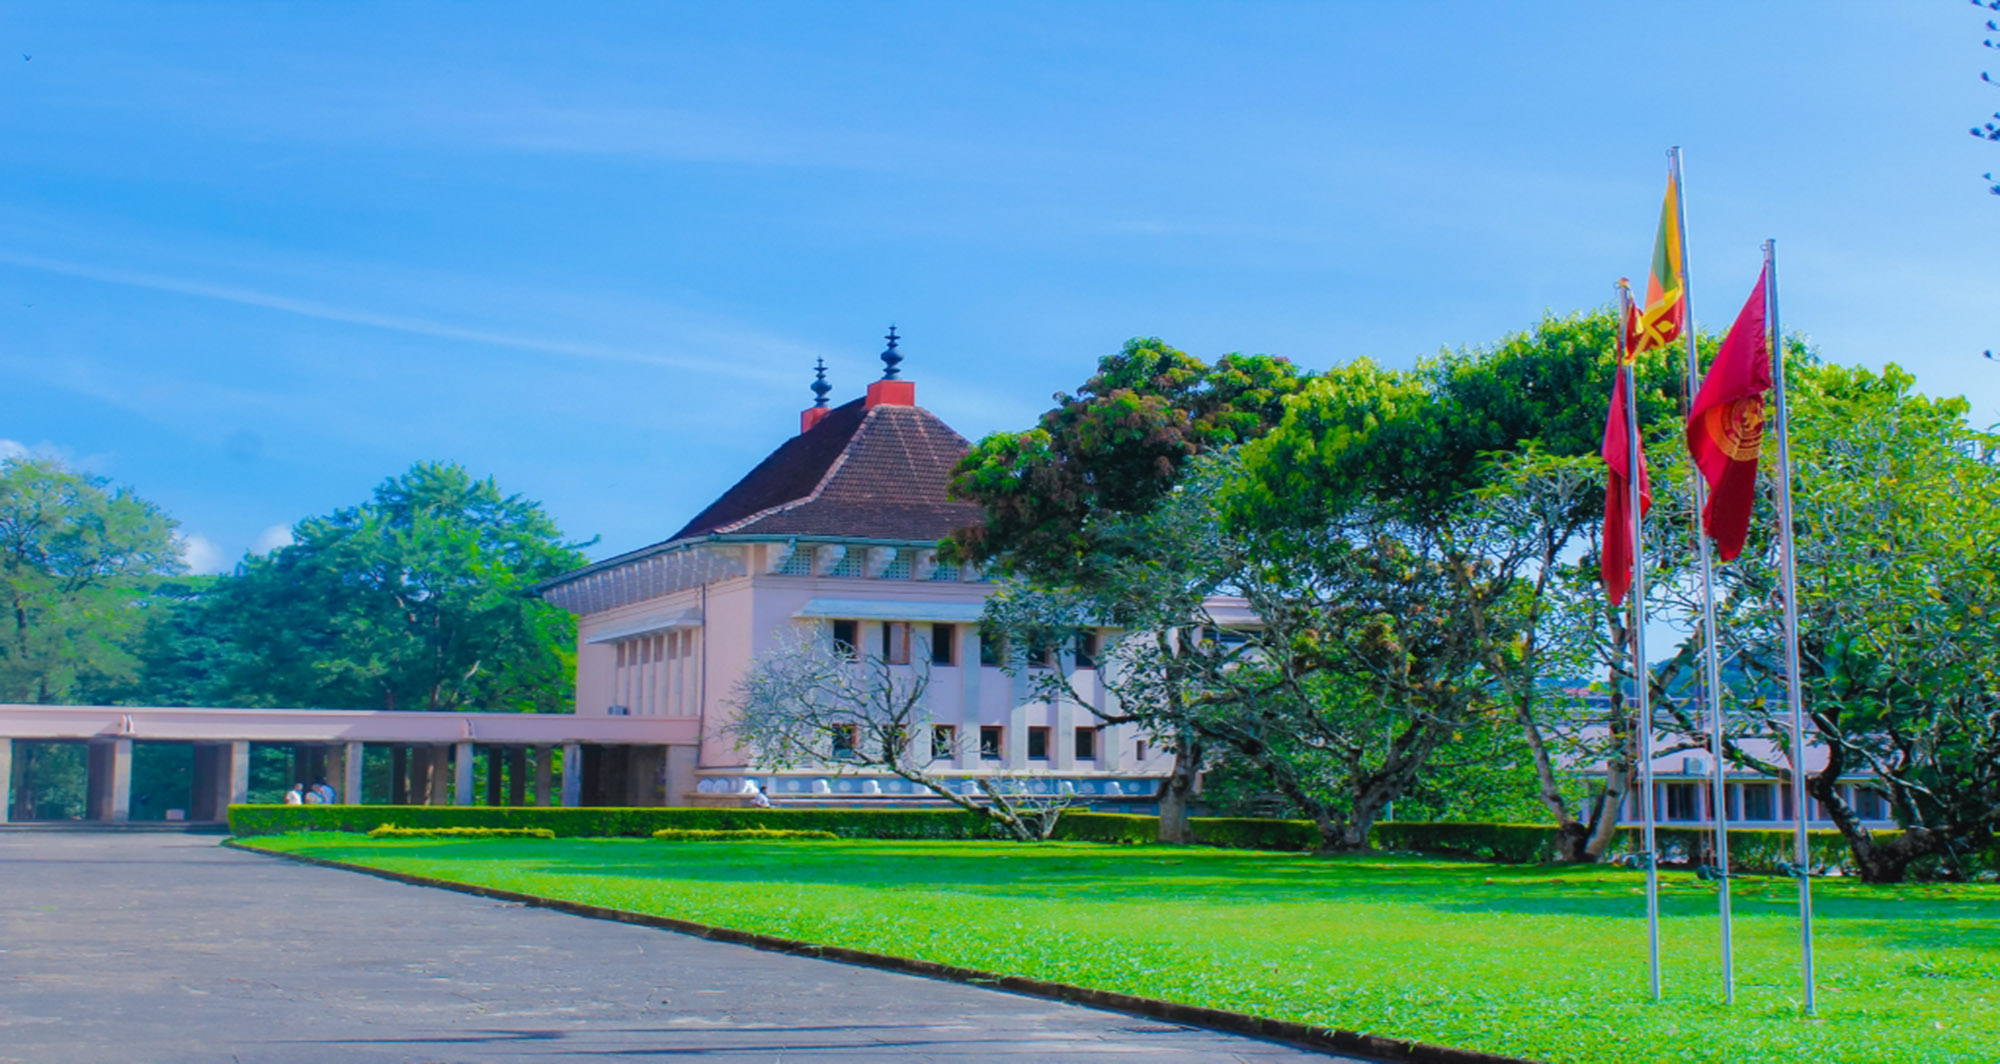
top-left (1764, 238), bottom-right (1817, 1016)
top-left (1671, 146), bottom-right (1735, 1004)
top-left (1621, 279), bottom-right (1663, 1004)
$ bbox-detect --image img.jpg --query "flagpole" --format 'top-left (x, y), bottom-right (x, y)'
top-left (1621, 278), bottom-right (1663, 1004)
top-left (1764, 238), bottom-right (1817, 1016)
top-left (1672, 146), bottom-right (1736, 1004)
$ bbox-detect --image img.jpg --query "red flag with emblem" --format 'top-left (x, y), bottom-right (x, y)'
top-left (1686, 267), bottom-right (1771, 561)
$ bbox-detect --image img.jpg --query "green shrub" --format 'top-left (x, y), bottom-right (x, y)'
top-left (368, 825), bottom-right (555, 840)
top-left (1374, 822), bottom-right (1564, 863)
top-left (652, 828), bottom-right (839, 842)
top-left (1190, 816), bottom-right (1321, 851)
top-left (1050, 812), bottom-right (1158, 845)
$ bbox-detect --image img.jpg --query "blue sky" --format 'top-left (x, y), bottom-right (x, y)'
top-left (3, 2), bottom-right (1996, 570)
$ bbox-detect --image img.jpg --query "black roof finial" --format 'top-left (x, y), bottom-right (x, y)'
top-left (879, 324), bottom-right (902, 380)
top-left (810, 357), bottom-right (832, 408)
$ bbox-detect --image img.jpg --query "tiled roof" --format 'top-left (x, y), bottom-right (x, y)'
top-left (669, 398), bottom-right (983, 543)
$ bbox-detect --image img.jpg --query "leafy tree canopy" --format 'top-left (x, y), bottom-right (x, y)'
top-left (0, 457), bottom-right (181, 703)
top-left (946, 337), bottom-right (1308, 579)
top-left (134, 462), bottom-right (589, 713)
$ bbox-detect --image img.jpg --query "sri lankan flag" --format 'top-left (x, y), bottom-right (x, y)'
top-left (1631, 172), bottom-right (1687, 357)
top-left (1685, 268), bottom-right (1771, 561)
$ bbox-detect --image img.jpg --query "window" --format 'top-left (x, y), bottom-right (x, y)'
top-left (1073, 629), bottom-right (1099, 669)
top-left (1027, 640), bottom-right (1056, 670)
top-left (979, 632), bottom-right (1005, 667)
top-left (1664, 783), bottom-right (1700, 821)
top-left (1074, 726), bottom-right (1098, 761)
top-left (1852, 787), bottom-right (1889, 819)
top-left (979, 726), bottom-right (1003, 759)
top-left (1741, 784), bottom-right (1775, 821)
top-left (1134, 739), bottom-right (1150, 762)
top-left (932, 724), bottom-right (957, 760)
top-left (831, 620), bottom-right (859, 659)
top-left (1027, 726), bottom-right (1050, 760)
top-left (829, 724), bottom-right (858, 761)
top-left (931, 623), bottom-right (956, 666)
top-left (882, 621), bottom-right (911, 665)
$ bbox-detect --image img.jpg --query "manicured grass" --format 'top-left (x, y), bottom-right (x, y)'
top-left (242, 834), bottom-right (1998, 1064)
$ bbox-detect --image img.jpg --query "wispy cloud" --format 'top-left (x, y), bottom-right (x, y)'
top-left (0, 248), bottom-right (799, 384)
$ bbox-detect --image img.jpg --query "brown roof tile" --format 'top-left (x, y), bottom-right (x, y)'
top-left (669, 399), bottom-right (982, 543)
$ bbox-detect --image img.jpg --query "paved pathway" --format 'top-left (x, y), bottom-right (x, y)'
top-left (0, 833), bottom-right (1359, 1062)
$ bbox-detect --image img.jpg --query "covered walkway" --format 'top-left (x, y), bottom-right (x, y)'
top-left (0, 704), bottom-right (700, 824)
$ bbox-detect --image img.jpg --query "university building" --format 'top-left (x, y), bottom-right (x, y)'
top-left (534, 333), bottom-right (1181, 808)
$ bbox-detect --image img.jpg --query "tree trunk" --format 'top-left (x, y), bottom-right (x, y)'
top-left (1156, 740), bottom-right (1200, 844)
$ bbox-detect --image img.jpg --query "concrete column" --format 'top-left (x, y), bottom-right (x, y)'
top-left (227, 741), bottom-right (250, 806)
top-left (452, 741), bottom-right (474, 805)
top-left (0, 738), bottom-right (12, 823)
top-left (534, 745), bottom-right (553, 807)
top-left (106, 739), bottom-right (133, 823)
top-left (1007, 666), bottom-right (1030, 768)
top-left (1053, 649), bottom-right (1077, 773)
top-left (959, 629), bottom-right (982, 768)
top-left (560, 743), bottom-right (582, 807)
top-left (1097, 648), bottom-right (1123, 772)
top-left (342, 742), bottom-right (364, 804)
top-left (663, 744), bottom-right (697, 807)
top-left (429, 745), bottom-right (451, 805)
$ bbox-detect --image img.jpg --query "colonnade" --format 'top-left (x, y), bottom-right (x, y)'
top-left (0, 737), bottom-right (691, 823)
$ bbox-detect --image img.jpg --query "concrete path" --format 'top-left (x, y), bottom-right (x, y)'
top-left (0, 833), bottom-right (1360, 1063)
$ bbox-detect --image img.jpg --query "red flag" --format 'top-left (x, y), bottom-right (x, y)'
top-left (1601, 365), bottom-right (1653, 605)
top-left (1686, 267), bottom-right (1772, 561)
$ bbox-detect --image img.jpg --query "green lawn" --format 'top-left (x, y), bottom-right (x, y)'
top-left (242, 834), bottom-right (1999, 1064)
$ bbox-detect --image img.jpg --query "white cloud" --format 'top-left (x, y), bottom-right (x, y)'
top-left (251, 524), bottom-right (295, 554)
top-left (0, 439), bottom-right (24, 461)
top-left (177, 533), bottom-right (230, 574)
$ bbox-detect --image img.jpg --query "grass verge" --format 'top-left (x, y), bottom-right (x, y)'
top-left (237, 834), bottom-right (1999, 1064)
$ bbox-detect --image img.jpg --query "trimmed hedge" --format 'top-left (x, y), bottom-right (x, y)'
top-left (1053, 812), bottom-right (1158, 845)
top-left (1190, 817), bottom-right (1322, 852)
top-left (368, 825), bottom-right (555, 840)
top-left (228, 805), bottom-right (1990, 876)
top-left (230, 804), bottom-right (1130, 843)
top-left (1374, 822), bottom-right (1564, 863)
top-left (652, 828), bottom-right (839, 842)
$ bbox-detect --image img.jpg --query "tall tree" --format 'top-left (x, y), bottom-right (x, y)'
top-left (1667, 363), bottom-right (2000, 882)
top-left (946, 338), bottom-right (1307, 580)
top-left (140, 462), bottom-right (588, 713)
top-left (948, 340), bottom-right (1307, 840)
top-left (0, 457), bottom-right (181, 703)
top-left (1223, 315), bottom-right (1689, 852)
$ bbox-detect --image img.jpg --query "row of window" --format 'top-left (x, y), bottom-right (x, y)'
top-left (827, 619), bottom-right (1105, 670)
top-left (829, 723), bottom-right (1102, 762)
top-left (1645, 781), bottom-right (1891, 822)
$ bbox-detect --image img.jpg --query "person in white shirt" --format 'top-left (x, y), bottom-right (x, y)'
top-left (284, 783), bottom-right (305, 805)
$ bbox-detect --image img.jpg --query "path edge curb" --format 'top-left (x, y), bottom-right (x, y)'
top-left (223, 838), bottom-right (1539, 1064)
